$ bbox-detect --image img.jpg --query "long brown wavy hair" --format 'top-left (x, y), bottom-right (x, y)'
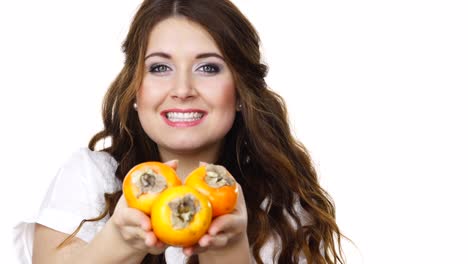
top-left (63, 0), bottom-right (346, 263)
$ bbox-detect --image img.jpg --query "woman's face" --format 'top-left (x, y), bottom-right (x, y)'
top-left (136, 17), bottom-right (236, 158)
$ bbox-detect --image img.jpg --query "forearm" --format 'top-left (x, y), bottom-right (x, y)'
top-left (35, 223), bottom-right (147, 264)
top-left (198, 234), bottom-right (251, 264)
top-left (75, 220), bottom-right (147, 264)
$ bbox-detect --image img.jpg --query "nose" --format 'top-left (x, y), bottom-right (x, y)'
top-left (170, 70), bottom-right (196, 100)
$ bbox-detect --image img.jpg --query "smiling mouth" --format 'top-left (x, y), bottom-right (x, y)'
top-left (165, 112), bottom-right (205, 122)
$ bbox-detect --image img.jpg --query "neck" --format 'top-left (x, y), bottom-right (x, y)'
top-left (158, 144), bottom-right (222, 181)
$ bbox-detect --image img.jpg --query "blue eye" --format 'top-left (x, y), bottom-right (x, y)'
top-left (198, 64), bottom-right (220, 74)
top-left (149, 64), bottom-right (170, 73)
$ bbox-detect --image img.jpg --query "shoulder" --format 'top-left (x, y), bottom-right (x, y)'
top-left (58, 148), bottom-right (120, 192)
top-left (63, 148), bottom-right (117, 174)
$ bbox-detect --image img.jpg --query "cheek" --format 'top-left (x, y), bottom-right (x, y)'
top-left (203, 78), bottom-right (236, 109)
top-left (137, 78), bottom-right (168, 108)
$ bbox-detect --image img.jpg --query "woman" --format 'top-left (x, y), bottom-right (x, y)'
top-left (22, 0), bottom-right (345, 263)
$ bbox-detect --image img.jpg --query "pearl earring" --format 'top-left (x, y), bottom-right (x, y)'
top-left (133, 102), bottom-right (138, 110)
top-left (236, 103), bottom-right (242, 111)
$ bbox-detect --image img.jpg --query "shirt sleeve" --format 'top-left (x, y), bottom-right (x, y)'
top-left (36, 148), bottom-right (119, 243)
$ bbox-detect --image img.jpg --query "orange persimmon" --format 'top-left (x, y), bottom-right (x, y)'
top-left (151, 185), bottom-right (212, 247)
top-left (185, 164), bottom-right (238, 217)
top-left (123, 162), bottom-right (181, 215)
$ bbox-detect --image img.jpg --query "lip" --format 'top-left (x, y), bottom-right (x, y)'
top-left (161, 108), bottom-right (207, 128)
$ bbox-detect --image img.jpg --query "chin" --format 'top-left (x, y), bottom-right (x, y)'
top-left (160, 138), bottom-right (222, 155)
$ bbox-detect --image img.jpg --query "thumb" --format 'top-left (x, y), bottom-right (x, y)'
top-left (115, 193), bottom-right (128, 211)
top-left (199, 161), bottom-right (209, 166)
top-left (164, 159), bottom-right (179, 170)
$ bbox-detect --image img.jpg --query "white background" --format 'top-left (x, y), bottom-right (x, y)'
top-left (1, 0), bottom-right (467, 263)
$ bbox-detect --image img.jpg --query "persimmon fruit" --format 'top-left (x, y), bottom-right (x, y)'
top-left (122, 162), bottom-right (181, 215)
top-left (151, 185), bottom-right (212, 247)
top-left (185, 164), bottom-right (238, 217)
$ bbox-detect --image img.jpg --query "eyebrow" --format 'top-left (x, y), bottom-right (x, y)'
top-left (144, 52), bottom-right (225, 61)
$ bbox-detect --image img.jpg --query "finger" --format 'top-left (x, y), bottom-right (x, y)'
top-left (183, 246), bottom-right (194, 256)
top-left (119, 226), bottom-right (147, 241)
top-left (114, 194), bottom-right (128, 211)
top-left (148, 244), bottom-right (168, 255)
top-left (144, 232), bottom-right (168, 249)
top-left (197, 234), bottom-right (213, 247)
top-left (237, 183), bottom-right (244, 197)
top-left (164, 159), bottom-right (179, 170)
top-left (208, 216), bottom-right (240, 236)
top-left (143, 230), bottom-right (157, 246)
top-left (113, 195), bottom-right (151, 230)
top-left (182, 234), bottom-right (212, 256)
top-left (183, 244), bottom-right (208, 256)
top-left (184, 234), bottom-right (229, 255)
top-left (235, 183), bottom-right (248, 216)
top-left (206, 233), bottom-right (229, 248)
top-left (113, 207), bottom-right (152, 229)
top-left (199, 161), bottom-right (208, 166)
top-left (236, 183), bottom-right (246, 204)
top-left (119, 227), bottom-right (166, 253)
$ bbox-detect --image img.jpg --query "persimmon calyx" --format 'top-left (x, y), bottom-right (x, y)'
top-left (205, 164), bottom-right (235, 188)
top-left (169, 194), bottom-right (200, 229)
top-left (132, 168), bottom-right (167, 198)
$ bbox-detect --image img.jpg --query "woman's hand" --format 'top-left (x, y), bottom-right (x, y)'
top-left (110, 194), bottom-right (168, 255)
top-left (109, 160), bottom-right (179, 256)
top-left (182, 183), bottom-right (248, 256)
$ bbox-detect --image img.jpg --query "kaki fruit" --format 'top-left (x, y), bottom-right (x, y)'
top-left (185, 164), bottom-right (238, 217)
top-left (151, 185), bottom-right (212, 247)
top-left (122, 162), bottom-right (182, 215)
top-left (123, 162), bottom-right (238, 247)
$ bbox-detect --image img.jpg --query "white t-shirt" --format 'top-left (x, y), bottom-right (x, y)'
top-left (13, 148), bottom-right (287, 264)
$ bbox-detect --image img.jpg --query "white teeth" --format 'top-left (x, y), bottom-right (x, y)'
top-left (166, 112), bottom-right (203, 122)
